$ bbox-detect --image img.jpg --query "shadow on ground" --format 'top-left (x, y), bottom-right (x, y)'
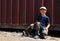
top-left (48, 30), bottom-right (60, 38)
top-left (0, 28), bottom-right (60, 38)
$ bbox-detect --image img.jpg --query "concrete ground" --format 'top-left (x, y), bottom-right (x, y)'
top-left (0, 31), bottom-right (60, 41)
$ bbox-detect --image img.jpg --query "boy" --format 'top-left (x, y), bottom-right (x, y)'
top-left (31, 7), bottom-right (50, 39)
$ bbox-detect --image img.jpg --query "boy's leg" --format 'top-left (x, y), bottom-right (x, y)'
top-left (36, 22), bottom-right (48, 39)
top-left (33, 22), bottom-right (41, 39)
top-left (36, 22), bottom-right (42, 35)
top-left (36, 22), bottom-right (43, 35)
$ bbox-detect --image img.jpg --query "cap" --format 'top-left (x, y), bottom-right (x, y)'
top-left (40, 7), bottom-right (47, 10)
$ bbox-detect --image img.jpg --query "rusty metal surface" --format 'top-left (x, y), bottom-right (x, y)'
top-left (0, 0), bottom-right (60, 30)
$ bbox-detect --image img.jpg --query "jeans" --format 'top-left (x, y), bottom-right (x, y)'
top-left (36, 22), bottom-right (48, 36)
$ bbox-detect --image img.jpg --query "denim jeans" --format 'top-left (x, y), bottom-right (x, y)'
top-left (36, 22), bottom-right (48, 36)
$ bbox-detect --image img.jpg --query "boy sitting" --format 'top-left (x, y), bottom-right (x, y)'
top-left (31, 7), bottom-right (50, 39)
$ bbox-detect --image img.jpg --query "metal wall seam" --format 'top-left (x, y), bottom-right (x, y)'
top-left (52, 0), bottom-right (54, 25)
top-left (42, 0), bottom-right (44, 6)
top-left (3, 0), bottom-right (6, 25)
top-left (33, 0), bottom-right (35, 23)
top-left (10, 0), bottom-right (12, 25)
top-left (17, 0), bottom-right (19, 25)
top-left (0, 0), bottom-right (1, 25)
top-left (25, 0), bottom-right (26, 25)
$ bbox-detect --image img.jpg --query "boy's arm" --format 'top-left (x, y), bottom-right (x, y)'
top-left (46, 23), bottom-right (50, 31)
top-left (46, 17), bottom-right (50, 30)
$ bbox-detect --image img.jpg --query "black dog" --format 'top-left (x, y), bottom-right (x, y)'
top-left (22, 24), bottom-right (37, 37)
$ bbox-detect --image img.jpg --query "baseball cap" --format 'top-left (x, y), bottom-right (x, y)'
top-left (40, 7), bottom-right (47, 10)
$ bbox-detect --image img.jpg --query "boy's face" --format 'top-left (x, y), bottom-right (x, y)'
top-left (40, 9), bottom-right (47, 15)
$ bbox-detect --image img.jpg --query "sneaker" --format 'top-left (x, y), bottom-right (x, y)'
top-left (34, 35), bottom-right (39, 39)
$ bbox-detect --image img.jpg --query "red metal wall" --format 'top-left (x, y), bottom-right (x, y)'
top-left (0, 0), bottom-right (60, 29)
top-left (0, 0), bottom-right (35, 27)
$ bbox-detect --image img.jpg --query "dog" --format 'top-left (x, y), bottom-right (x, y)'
top-left (22, 22), bottom-right (48, 39)
top-left (22, 25), bottom-right (34, 37)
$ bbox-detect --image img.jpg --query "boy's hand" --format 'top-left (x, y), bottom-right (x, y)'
top-left (45, 27), bottom-right (48, 32)
top-left (30, 24), bottom-right (34, 26)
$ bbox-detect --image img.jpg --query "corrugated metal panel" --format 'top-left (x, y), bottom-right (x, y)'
top-left (0, 0), bottom-right (35, 27)
top-left (0, 0), bottom-right (51, 26)
top-left (1, 0), bottom-right (6, 25)
top-left (0, 0), bottom-right (60, 30)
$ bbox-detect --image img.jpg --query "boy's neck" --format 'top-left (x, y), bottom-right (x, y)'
top-left (41, 13), bottom-right (46, 16)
